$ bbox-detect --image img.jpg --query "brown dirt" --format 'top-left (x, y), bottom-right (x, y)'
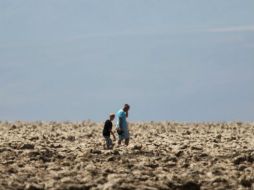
top-left (0, 121), bottom-right (254, 190)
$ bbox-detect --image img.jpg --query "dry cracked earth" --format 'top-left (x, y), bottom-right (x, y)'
top-left (0, 121), bottom-right (254, 190)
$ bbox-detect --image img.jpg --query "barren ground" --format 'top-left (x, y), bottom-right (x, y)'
top-left (0, 121), bottom-right (254, 190)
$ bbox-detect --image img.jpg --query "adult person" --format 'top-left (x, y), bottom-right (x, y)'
top-left (116, 104), bottom-right (130, 146)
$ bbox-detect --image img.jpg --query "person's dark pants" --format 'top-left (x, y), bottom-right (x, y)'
top-left (104, 136), bottom-right (113, 149)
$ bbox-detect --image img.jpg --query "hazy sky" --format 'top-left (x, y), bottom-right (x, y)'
top-left (1, 0), bottom-right (254, 122)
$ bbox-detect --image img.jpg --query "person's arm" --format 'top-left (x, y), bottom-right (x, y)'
top-left (111, 131), bottom-right (116, 140)
top-left (119, 117), bottom-right (123, 130)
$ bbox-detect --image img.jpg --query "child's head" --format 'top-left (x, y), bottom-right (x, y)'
top-left (109, 113), bottom-right (115, 121)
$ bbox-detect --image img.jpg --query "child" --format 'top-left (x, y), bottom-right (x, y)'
top-left (103, 113), bottom-right (116, 149)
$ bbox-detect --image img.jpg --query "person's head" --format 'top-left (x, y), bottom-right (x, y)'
top-left (109, 113), bottom-right (115, 121)
top-left (123, 104), bottom-right (130, 112)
